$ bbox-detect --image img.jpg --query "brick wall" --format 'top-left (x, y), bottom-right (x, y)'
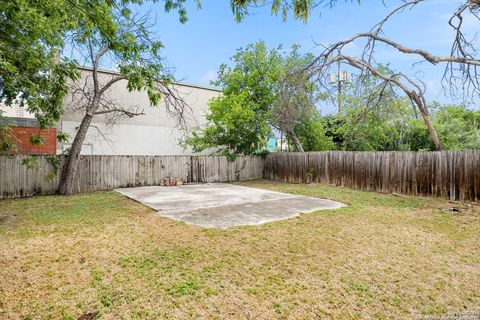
top-left (10, 127), bottom-right (56, 155)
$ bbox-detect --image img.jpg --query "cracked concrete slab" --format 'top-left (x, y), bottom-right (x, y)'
top-left (115, 183), bottom-right (345, 228)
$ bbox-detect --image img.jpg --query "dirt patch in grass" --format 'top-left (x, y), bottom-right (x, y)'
top-left (1, 181), bottom-right (479, 319)
top-left (0, 211), bottom-right (18, 231)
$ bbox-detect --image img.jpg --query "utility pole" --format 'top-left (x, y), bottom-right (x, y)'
top-left (337, 59), bottom-right (342, 114)
top-left (329, 59), bottom-right (352, 115)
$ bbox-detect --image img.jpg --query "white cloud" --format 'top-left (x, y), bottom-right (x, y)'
top-left (200, 70), bottom-right (217, 85)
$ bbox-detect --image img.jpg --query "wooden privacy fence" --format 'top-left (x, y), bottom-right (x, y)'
top-left (264, 151), bottom-right (480, 201)
top-left (2, 151), bottom-right (480, 201)
top-left (0, 155), bottom-right (264, 198)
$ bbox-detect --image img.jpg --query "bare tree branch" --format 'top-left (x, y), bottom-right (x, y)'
top-left (92, 44), bottom-right (109, 97)
top-left (94, 108), bottom-right (144, 116)
top-left (308, 0), bottom-right (480, 151)
top-left (311, 54), bottom-right (443, 150)
top-left (98, 75), bottom-right (128, 96)
top-left (316, 32), bottom-right (480, 68)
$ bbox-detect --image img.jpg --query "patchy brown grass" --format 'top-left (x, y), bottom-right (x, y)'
top-left (0, 180), bottom-right (479, 320)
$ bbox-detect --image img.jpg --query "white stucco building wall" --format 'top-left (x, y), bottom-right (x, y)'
top-left (0, 103), bottom-right (35, 119)
top-left (58, 67), bottom-right (221, 155)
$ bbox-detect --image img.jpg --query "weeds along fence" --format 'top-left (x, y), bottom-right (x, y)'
top-left (0, 155), bottom-right (264, 198)
top-left (264, 151), bottom-right (480, 201)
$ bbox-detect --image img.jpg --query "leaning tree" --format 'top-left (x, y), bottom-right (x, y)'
top-left (0, 0), bottom-right (193, 133)
top-left (57, 11), bottom-right (189, 195)
top-left (270, 49), bottom-right (321, 152)
top-left (308, 0), bottom-right (480, 151)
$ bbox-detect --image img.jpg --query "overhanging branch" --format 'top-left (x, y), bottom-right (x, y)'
top-left (317, 32), bottom-right (480, 67)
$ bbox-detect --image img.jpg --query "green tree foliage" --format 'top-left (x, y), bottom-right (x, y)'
top-left (0, 0), bottom-right (78, 128)
top-left (0, 0), bottom-right (192, 129)
top-left (214, 41), bottom-right (284, 114)
top-left (326, 102), bottom-right (480, 152)
top-left (293, 111), bottom-right (335, 151)
top-left (337, 98), bottom-right (415, 151)
top-left (58, 4), bottom-right (193, 194)
top-left (186, 42), bottom-right (283, 156)
top-left (336, 67), bottom-right (413, 151)
top-left (0, 113), bottom-right (16, 155)
top-left (230, 0), bottom-right (358, 22)
top-left (2, 0), bottom-right (350, 132)
top-left (324, 66), bottom-right (426, 151)
top-left (270, 46), bottom-right (333, 152)
top-left (320, 66), bottom-right (480, 151)
top-left (1, 0), bottom-right (350, 130)
top-left (1, 0), bottom-right (195, 192)
top-left (430, 104), bottom-right (480, 150)
top-left (187, 92), bottom-right (271, 157)
top-left (186, 42), bottom-right (333, 156)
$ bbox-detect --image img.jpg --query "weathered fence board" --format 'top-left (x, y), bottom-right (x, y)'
top-left (2, 151), bottom-right (479, 201)
top-left (264, 151), bottom-right (480, 201)
top-left (0, 155), bottom-right (264, 198)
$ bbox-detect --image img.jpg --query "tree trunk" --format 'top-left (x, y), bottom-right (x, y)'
top-left (418, 109), bottom-right (443, 151)
top-left (411, 95), bottom-right (443, 151)
top-left (286, 129), bottom-right (305, 152)
top-left (57, 113), bottom-right (94, 195)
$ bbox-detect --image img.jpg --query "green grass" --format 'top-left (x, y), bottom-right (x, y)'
top-left (0, 180), bottom-right (479, 319)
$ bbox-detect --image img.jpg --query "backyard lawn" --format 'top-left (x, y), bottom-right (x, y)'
top-left (0, 180), bottom-right (479, 319)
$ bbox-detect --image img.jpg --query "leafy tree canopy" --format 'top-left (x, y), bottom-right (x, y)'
top-left (293, 109), bottom-right (335, 151)
top-left (432, 103), bottom-right (480, 150)
top-left (323, 74), bottom-right (480, 151)
top-left (0, 0), bottom-right (352, 142)
top-left (186, 41), bottom-right (333, 156)
top-left (187, 91), bottom-right (272, 157)
top-left (270, 45), bottom-right (333, 152)
top-left (0, 0), bottom-right (193, 128)
top-left (230, 0), bottom-right (359, 22)
top-left (187, 42), bottom-right (283, 156)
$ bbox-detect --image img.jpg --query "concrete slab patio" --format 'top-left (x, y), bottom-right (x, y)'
top-left (115, 183), bottom-right (345, 228)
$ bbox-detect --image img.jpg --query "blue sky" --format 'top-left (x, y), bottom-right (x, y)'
top-left (142, 0), bottom-right (475, 113)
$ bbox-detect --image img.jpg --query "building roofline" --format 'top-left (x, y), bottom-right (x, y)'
top-left (77, 66), bottom-right (222, 93)
top-left (0, 117), bottom-right (41, 128)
